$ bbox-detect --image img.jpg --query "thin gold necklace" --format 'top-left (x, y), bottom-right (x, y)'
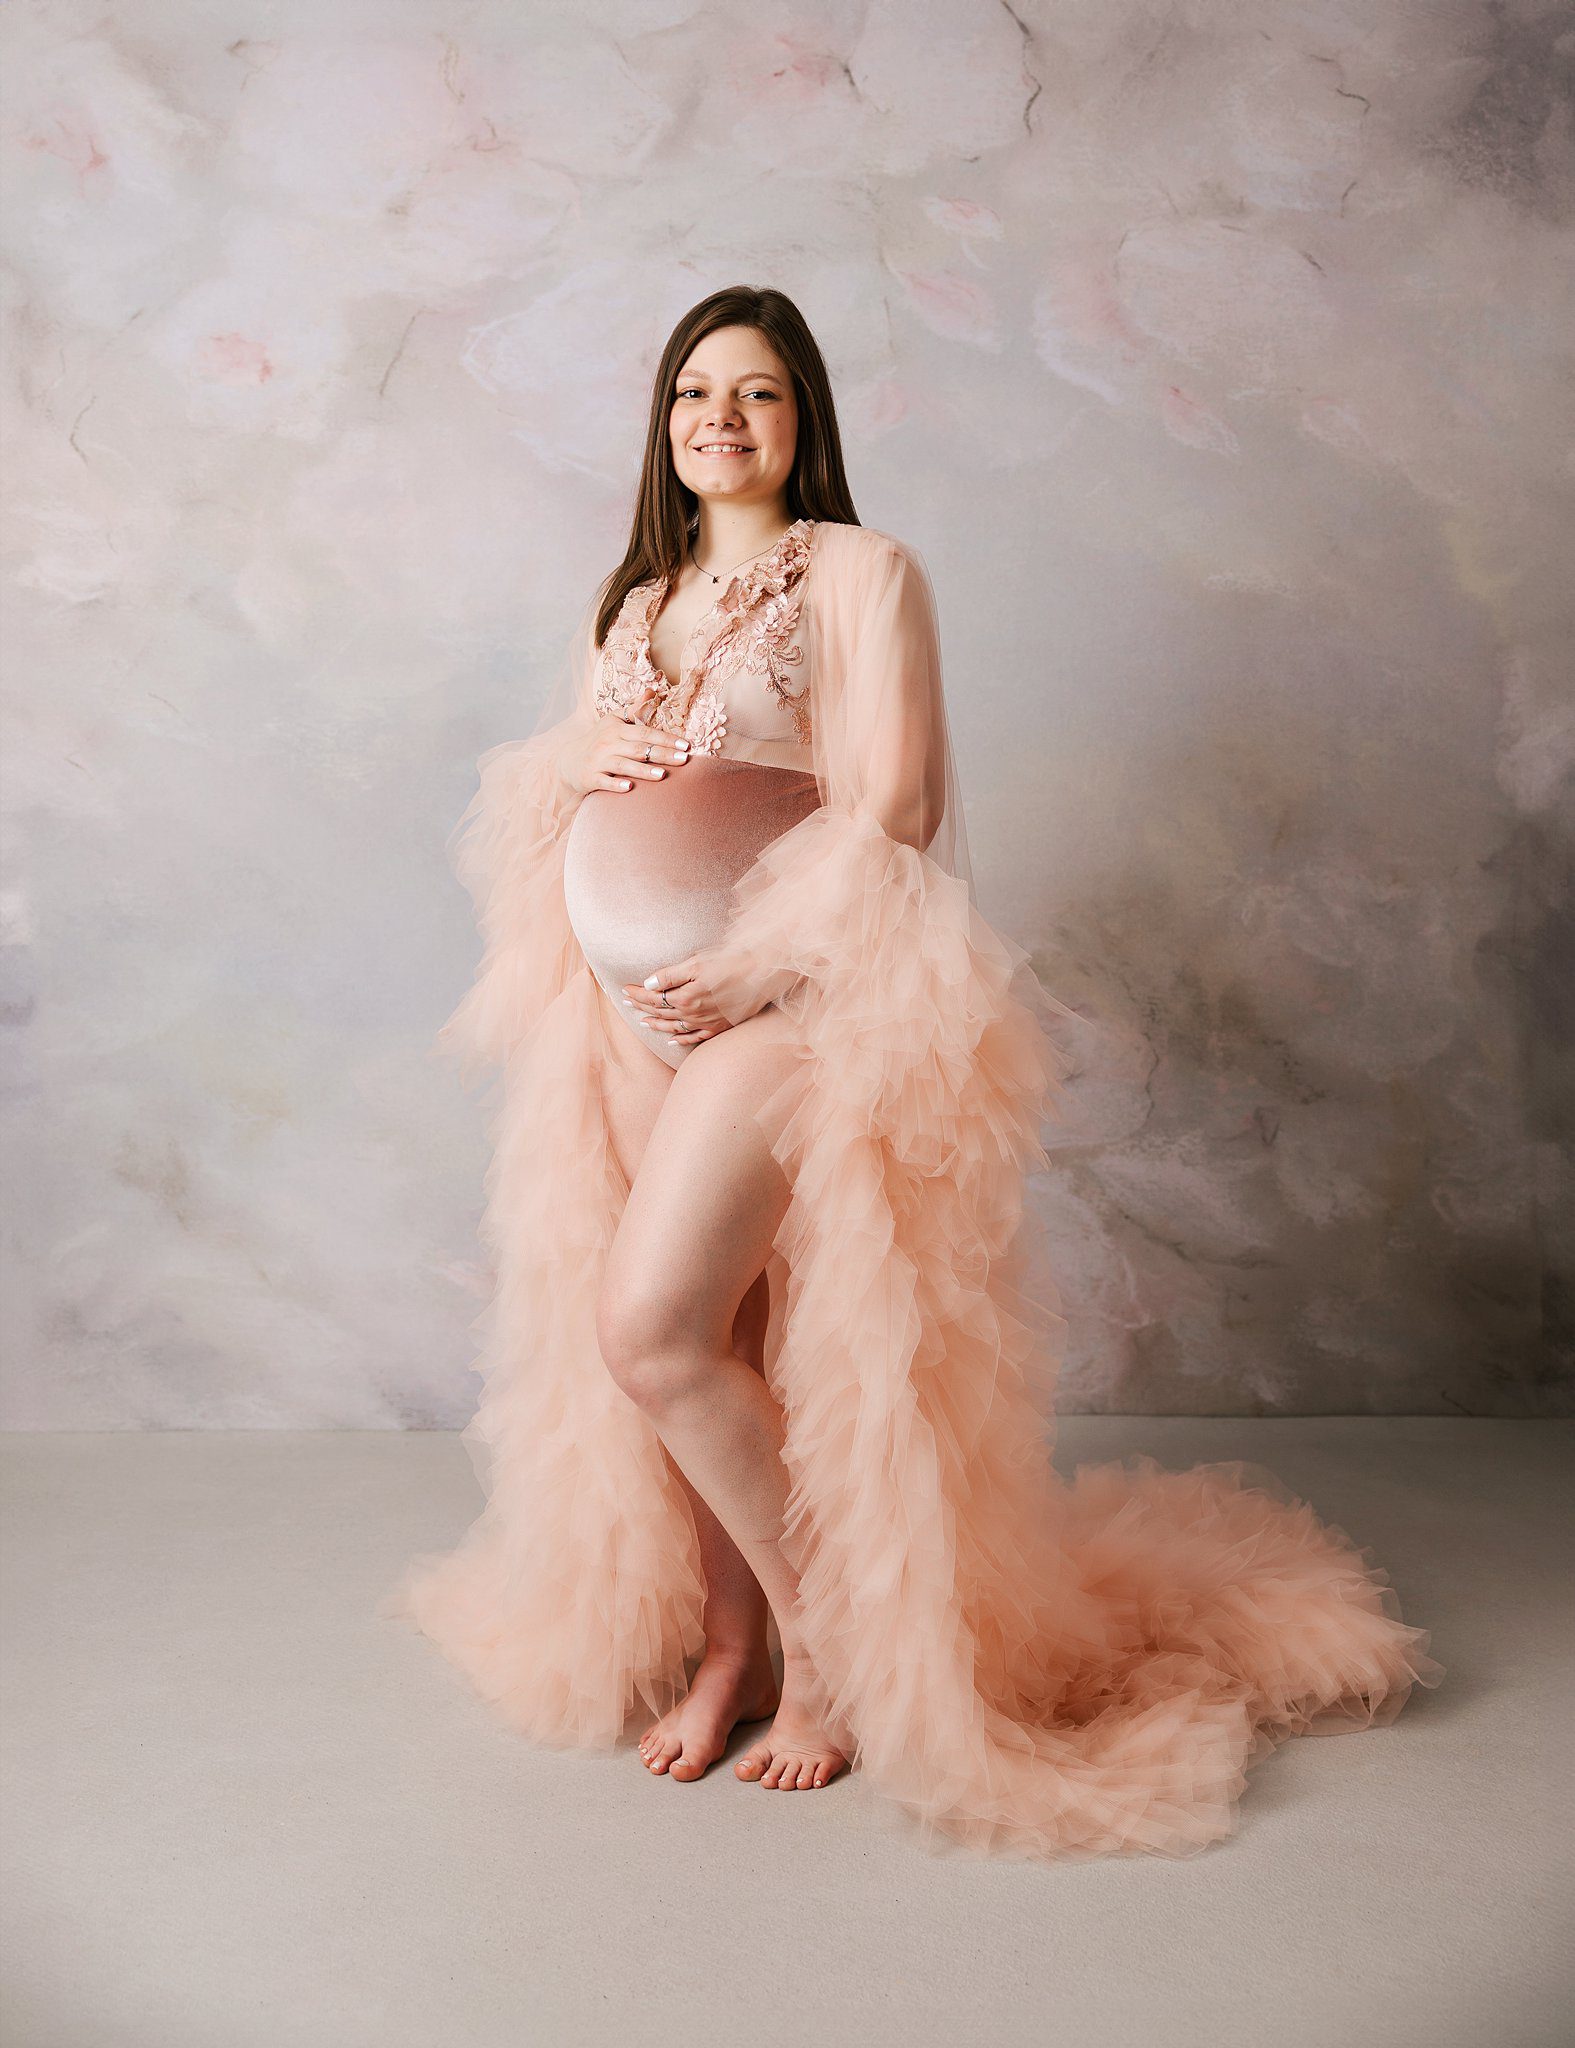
top-left (689, 524), bottom-right (792, 586)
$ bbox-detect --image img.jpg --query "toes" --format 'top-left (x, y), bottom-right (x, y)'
top-left (735, 1738), bottom-right (847, 1787)
top-left (669, 1747), bottom-right (711, 1781)
top-left (648, 1735), bottom-right (683, 1775)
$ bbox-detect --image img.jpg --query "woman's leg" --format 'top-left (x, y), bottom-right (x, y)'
top-left (597, 1009), bottom-right (851, 1791)
top-left (629, 1270), bottom-right (784, 1782)
top-left (596, 1006), bottom-right (778, 1774)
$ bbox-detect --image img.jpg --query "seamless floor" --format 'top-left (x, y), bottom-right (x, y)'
top-left (2, 1419), bottom-right (1570, 2048)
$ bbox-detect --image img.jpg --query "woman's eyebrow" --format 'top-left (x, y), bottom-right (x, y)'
top-left (676, 369), bottom-right (784, 383)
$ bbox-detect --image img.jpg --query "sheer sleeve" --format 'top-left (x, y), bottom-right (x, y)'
top-left (831, 538), bottom-right (949, 855)
top-left (700, 533), bottom-right (979, 1029)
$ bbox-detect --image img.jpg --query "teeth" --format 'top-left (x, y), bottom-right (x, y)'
top-left (698, 444), bottom-right (749, 453)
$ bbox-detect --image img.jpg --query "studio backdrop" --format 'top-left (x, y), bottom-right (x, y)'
top-left (2, 0), bottom-right (1569, 1428)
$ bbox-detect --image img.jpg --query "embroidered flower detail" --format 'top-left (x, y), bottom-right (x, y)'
top-left (744, 587), bottom-right (812, 744)
top-left (625, 639), bottom-right (666, 703)
top-left (682, 520), bottom-right (816, 743)
top-left (594, 584), bottom-right (680, 730)
top-left (596, 519), bottom-right (817, 748)
top-left (725, 520), bottom-right (814, 614)
top-left (687, 685), bottom-right (728, 756)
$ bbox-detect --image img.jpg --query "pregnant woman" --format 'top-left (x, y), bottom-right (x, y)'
top-left (391, 286), bottom-right (1441, 1858)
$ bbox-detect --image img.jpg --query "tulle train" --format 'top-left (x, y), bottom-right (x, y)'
top-left (387, 747), bottom-right (1442, 1861)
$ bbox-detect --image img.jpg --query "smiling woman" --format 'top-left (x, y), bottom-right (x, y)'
top-left (389, 286), bottom-right (1441, 1857)
top-left (673, 361), bottom-right (791, 468)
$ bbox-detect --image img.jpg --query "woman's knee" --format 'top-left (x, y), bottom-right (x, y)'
top-left (595, 1271), bottom-right (726, 1410)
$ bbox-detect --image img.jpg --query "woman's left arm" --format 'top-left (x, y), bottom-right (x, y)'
top-left (629, 538), bottom-right (953, 1043)
top-left (837, 537), bottom-right (949, 856)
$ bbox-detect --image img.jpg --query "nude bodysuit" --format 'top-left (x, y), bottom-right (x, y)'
top-left (561, 518), bottom-right (822, 1069)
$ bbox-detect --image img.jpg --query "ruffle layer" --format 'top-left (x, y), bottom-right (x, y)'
top-left (387, 770), bottom-right (1442, 1859)
top-left (697, 808), bottom-right (1442, 1857)
top-left (388, 735), bottom-right (706, 1745)
top-left (432, 729), bottom-right (586, 1082)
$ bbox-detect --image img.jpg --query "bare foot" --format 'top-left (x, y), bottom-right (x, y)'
top-left (638, 1647), bottom-right (780, 1782)
top-left (733, 1664), bottom-right (850, 1790)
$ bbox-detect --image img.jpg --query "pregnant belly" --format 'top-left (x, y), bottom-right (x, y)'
top-left (562, 756), bottom-right (821, 1068)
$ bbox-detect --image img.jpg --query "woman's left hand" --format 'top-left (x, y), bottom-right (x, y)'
top-left (622, 951), bottom-right (748, 1048)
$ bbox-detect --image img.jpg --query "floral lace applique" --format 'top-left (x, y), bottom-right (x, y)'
top-left (593, 519), bottom-right (817, 753)
top-left (593, 612), bottom-right (669, 722)
top-left (686, 684), bottom-right (729, 757)
top-left (734, 585), bottom-right (812, 746)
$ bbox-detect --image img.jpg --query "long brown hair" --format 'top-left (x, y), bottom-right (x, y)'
top-left (594, 286), bottom-right (860, 647)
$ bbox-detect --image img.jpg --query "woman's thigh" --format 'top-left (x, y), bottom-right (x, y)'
top-left (597, 1007), bottom-right (806, 1372)
top-left (597, 986), bottom-right (679, 1191)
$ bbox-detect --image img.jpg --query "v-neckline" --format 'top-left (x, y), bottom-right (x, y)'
top-left (638, 518), bottom-right (813, 692)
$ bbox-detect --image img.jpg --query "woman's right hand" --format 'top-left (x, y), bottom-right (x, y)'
top-left (557, 685), bottom-right (691, 797)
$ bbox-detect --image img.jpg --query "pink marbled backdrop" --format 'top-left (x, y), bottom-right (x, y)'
top-left (2, 0), bottom-right (1570, 1425)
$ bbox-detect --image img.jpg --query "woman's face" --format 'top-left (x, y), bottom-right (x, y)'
top-left (668, 325), bottom-right (798, 512)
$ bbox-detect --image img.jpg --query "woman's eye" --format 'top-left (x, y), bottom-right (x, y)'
top-left (675, 388), bottom-right (778, 401)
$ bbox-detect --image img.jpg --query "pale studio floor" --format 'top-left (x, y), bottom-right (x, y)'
top-left (1, 1418), bottom-right (1570, 2048)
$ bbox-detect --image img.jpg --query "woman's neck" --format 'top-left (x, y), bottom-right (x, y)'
top-left (691, 499), bottom-right (794, 580)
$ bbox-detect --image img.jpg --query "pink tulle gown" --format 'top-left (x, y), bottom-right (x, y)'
top-left (387, 517), bottom-right (1443, 1861)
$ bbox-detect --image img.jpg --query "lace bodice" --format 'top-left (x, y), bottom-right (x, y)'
top-left (593, 518), bottom-right (816, 754)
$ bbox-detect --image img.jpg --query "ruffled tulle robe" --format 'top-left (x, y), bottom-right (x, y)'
top-left (386, 520), bottom-right (1442, 1860)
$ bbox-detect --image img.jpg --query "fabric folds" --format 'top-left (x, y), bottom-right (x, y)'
top-left (386, 520), bottom-right (1441, 1860)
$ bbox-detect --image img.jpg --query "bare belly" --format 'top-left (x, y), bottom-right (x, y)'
top-left (562, 756), bottom-right (821, 1070)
